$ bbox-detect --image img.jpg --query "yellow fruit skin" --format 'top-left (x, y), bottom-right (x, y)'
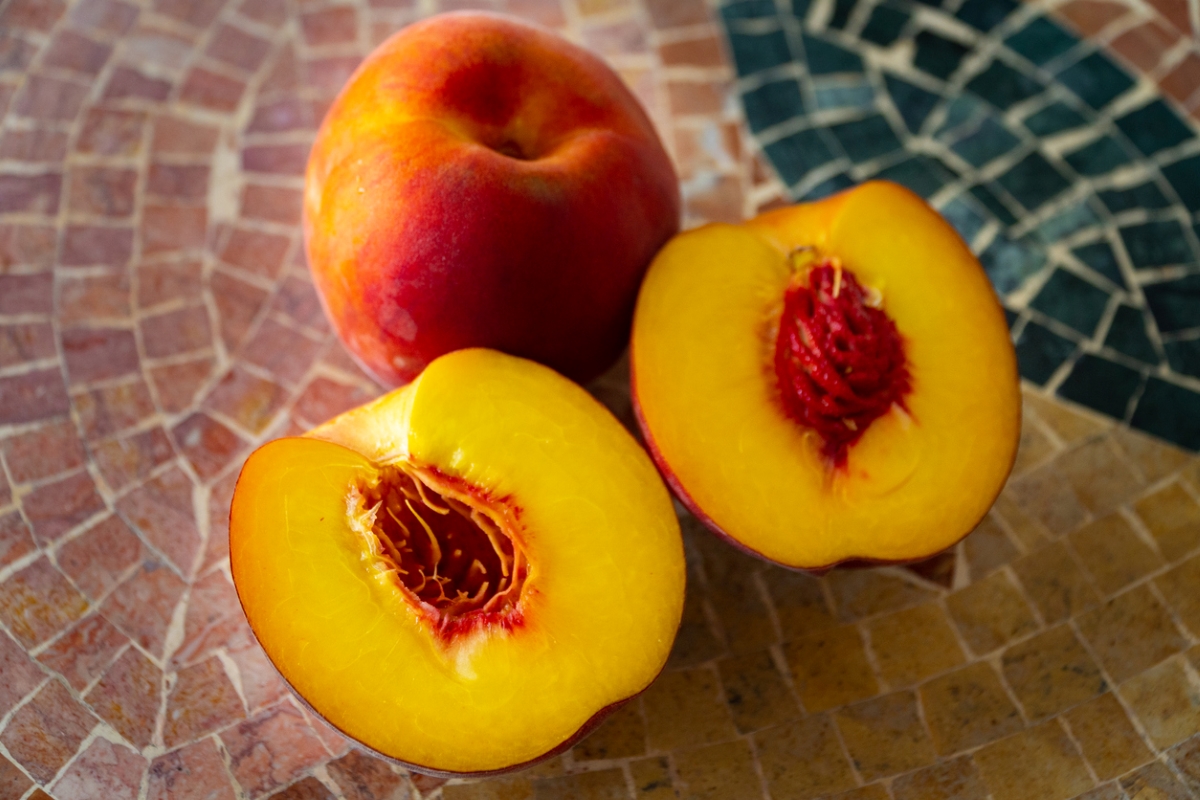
top-left (631, 181), bottom-right (1020, 570)
top-left (232, 349), bottom-right (684, 775)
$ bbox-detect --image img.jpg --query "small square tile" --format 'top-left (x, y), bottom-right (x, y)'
top-left (1162, 154), bottom-right (1200, 212)
top-left (1076, 584), bottom-right (1187, 683)
top-left (163, 656), bottom-right (247, 747)
top-left (1064, 692), bottom-right (1153, 781)
top-left (829, 114), bottom-right (903, 162)
top-left (940, 196), bottom-right (988, 242)
top-left (1030, 269), bottom-right (1110, 337)
top-left (1070, 513), bottom-right (1163, 594)
top-left (783, 624), bottom-right (879, 712)
top-left (970, 183), bottom-right (1019, 225)
top-left (36, 614), bottom-right (128, 692)
top-left (884, 73), bottom-right (939, 133)
top-left (1012, 541), bottom-right (1100, 623)
top-left (1130, 377), bottom-right (1200, 451)
top-left (630, 757), bottom-right (672, 799)
top-left (1111, 428), bottom-right (1192, 484)
top-left (100, 560), bottom-right (187, 659)
top-left (85, 645), bottom-right (162, 749)
top-left (1167, 735), bottom-right (1200, 795)
top-left (1120, 761), bottom-right (1194, 800)
top-left (862, 3), bottom-right (909, 46)
top-left (1099, 181), bottom-right (1171, 214)
top-left (1072, 240), bottom-right (1125, 289)
top-left (1122, 221), bottom-right (1195, 272)
top-left (0, 628), bottom-right (44, 717)
top-left (954, 0), bottom-right (1016, 31)
top-left (1156, 555), bottom-right (1200, 638)
top-left (0, 751), bottom-right (33, 800)
top-left (1037, 200), bottom-right (1104, 244)
top-left (997, 152), bottom-right (1072, 210)
top-left (0, 678), bottom-right (97, 784)
top-left (642, 667), bottom-right (737, 751)
top-left (946, 570), bottom-right (1038, 655)
top-left (1002, 624), bottom-right (1106, 720)
top-left (0, 556), bottom-right (89, 648)
top-left (1165, 338), bottom-right (1200, 381)
top-left (951, 117), bottom-right (1020, 167)
top-left (966, 59), bottom-right (1044, 109)
top-left (1056, 51), bottom-right (1136, 109)
top-left (763, 569), bottom-right (837, 637)
top-left (1004, 464), bottom-right (1089, 536)
top-left (667, 581), bottom-right (723, 669)
top-left (827, 569), bottom-right (938, 621)
top-left (1056, 355), bottom-right (1142, 421)
top-left (754, 715), bottom-right (857, 799)
top-left (1024, 101), bottom-right (1087, 136)
top-left (891, 755), bottom-right (988, 800)
top-left (964, 516), bottom-right (1020, 576)
top-left (727, 29), bottom-right (791, 75)
top-left (919, 662), bottom-right (1023, 754)
top-left (718, 650), bottom-right (801, 733)
top-left (1115, 100), bottom-right (1193, 157)
top-left (802, 33), bottom-right (863, 74)
top-left (221, 702), bottom-right (331, 798)
top-left (742, 80), bottom-right (805, 134)
top-left (1104, 304), bottom-right (1159, 365)
top-left (50, 737), bottom-right (145, 800)
top-left (913, 30), bottom-right (970, 79)
top-left (835, 691), bottom-right (936, 779)
top-left (873, 154), bottom-right (956, 198)
top-left (672, 739), bottom-right (759, 800)
top-left (1005, 17), bottom-right (1078, 65)
top-left (1064, 136), bottom-right (1133, 176)
top-left (1120, 655), bottom-right (1200, 749)
top-left (973, 720), bottom-right (1093, 800)
top-left (573, 700), bottom-right (645, 760)
top-left (763, 128), bottom-right (838, 186)
top-left (1015, 321), bottom-right (1077, 385)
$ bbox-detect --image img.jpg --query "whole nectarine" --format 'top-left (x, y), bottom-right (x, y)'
top-left (304, 12), bottom-right (681, 387)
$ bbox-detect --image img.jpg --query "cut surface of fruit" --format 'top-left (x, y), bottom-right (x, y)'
top-left (231, 349), bottom-right (684, 775)
top-left (631, 181), bottom-right (1020, 570)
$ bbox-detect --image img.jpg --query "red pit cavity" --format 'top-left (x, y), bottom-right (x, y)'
top-left (774, 256), bottom-right (912, 467)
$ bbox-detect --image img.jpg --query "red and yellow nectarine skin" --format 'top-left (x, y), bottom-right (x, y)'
top-left (630, 181), bottom-right (1020, 571)
top-left (304, 12), bottom-right (681, 387)
top-left (231, 349), bottom-right (685, 775)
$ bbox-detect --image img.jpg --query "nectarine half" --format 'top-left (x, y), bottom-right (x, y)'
top-left (631, 181), bottom-right (1020, 571)
top-left (231, 349), bottom-right (684, 775)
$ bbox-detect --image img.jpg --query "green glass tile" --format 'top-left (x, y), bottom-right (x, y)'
top-left (1130, 377), bottom-right (1200, 451)
top-left (1120, 220), bottom-right (1194, 269)
top-left (956, 0), bottom-right (1018, 31)
top-left (793, 0), bottom-right (813, 18)
top-left (802, 172), bottom-right (856, 200)
top-left (1056, 51), bottom-right (1135, 110)
top-left (940, 196), bottom-right (987, 241)
top-left (980, 233), bottom-right (1047, 293)
top-left (1036, 200), bottom-right (1102, 243)
top-left (997, 152), bottom-right (1071, 210)
top-left (884, 73), bottom-right (939, 133)
top-left (1098, 181), bottom-right (1170, 214)
top-left (862, 3), bottom-right (909, 46)
top-left (1004, 17), bottom-right (1079, 66)
top-left (1023, 101), bottom-right (1087, 136)
top-left (965, 59), bottom-right (1045, 109)
top-left (1016, 321), bottom-right (1077, 384)
top-left (1063, 136), bottom-right (1132, 177)
top-left (1115, 100), bottom-right (1193, 157)
top-left (1058, 354), bottom-right (1142, 420)
top-left (829, 0), bottom-right (857, 29)
top-left (742, 80), bottom-right (806, 133)
top-left (813, 80), bottom-right (874, 110)
top-left (951, 117), bottom-right (1020, 167)
top-left (829, 113), bottom-right (902, 162)
top-left (970, 183), bottom-right (1019, 226)
top-left (1162, 154), bottom-right (1200, 212)
top-left (763, 128), bottom-right (838, 185)
top-left (722, 0), bottom-right (779, 20)
top-left (728, 29), bottom-right (793, 74)
top-left (873, 155), bottom-right (954, 198)
top-left (1030, 268), bottom-right (1110, 336)
top-left (1144, 274), bottom-right (1200, 334)
top-left (1165, 337), bottom-right (1200, 380)
top-left (913, 30), bottom-right (970, 79)
top-left (1004, 307), bottom-right (1019, 327)
top-left (934, 95), bottom-right (985, 139)
top-left (1104, 304), bottom-right (1159, 364)
top-left (803, 33), bottom-right (863, 74)
top-left (1072, 240), bottom-right (1126, 288)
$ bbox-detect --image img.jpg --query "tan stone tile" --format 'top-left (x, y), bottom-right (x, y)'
top-left (834, 691), bottom-right (936, 781)
top-left (891, 756), bottom-right (988, 800)
top-left (574, 700), bottom-right (645, 761)
top-left (673, 739), bottom-right (760, 800)
top-left (630, 757), bottom-right (673, 799)
top-left (783, 624), bottom-right (879, 713)
top-left (1072, 782), bottom-right (1125, 800)
top-left (963, 515), bottom-right (1020, 580)
top-left (1069, 513), bottom-right (1165, 596)
top-left (1120, 656), bottom-right (1200, 750)
top-left (866, 603), bottom-right (965, 688)
top-left (717, 650), bottom-right (801, 734)
top-left (1003, 466), bottom-right (1090, 537)
top-left (1012, 416), bottom-right (1058, 476)
top-left (919, 662), bottom-right (1023, 755)
top-left (974, 721), bottom-right (1093, 800)
top-left (1076, 585), bottom-right (1187, 683)
top-left (826, 569), bottom-right (938, 621)
top-left (1135, 482), bottom-right (1200, 562)
top-left (1119, 761), bottom-right (1194, 800)
top-left (694, 535), bottom-right (775, 654)
top-left (443, 777), bottom-right (534, 800)
top-left (754, 716), bottom-right (856, 799)
top-left (1057, 437), bottom-right (1146, 517)
top-left (762, 568), bottom-right (837, 639)
top-left (1002, 624), bottom-right (1106, 721)
top-left (1167, 734), bottom-right (1200, 796)
top-left (828, 786), bottom-right (890, 800)
top-left (945, 570), bottom-right (1039, 655)
top-left (993, 493), bottom-right (1053, 551)
top-left (666, 577), bottom-right (723, 670)
top-left (532, 768), bottom-right (628, 800)
top-left (642, 667), bottom-right (736, 752)
top-left (1156, 555), bottom-right (1200, 638)
top-left (1024, 394), bottom-right (1110, 444)
top-left (1012, 541), bottom-right (1100, 623)
top-left (1064, 692), bottom-right (1153, 781)
top-left (1111, 427), bottom-right (1193, 484)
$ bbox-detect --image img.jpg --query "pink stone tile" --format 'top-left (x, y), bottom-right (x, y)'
top-left (151, 115), bottom-right (219, 156)
top-left (241, 143), bottom-right (310, 177)
top-left (228, 639), bottom-right (289, 713)
top-left (269, 276), bottom-right (329, 332)
top-left (207, 24), bottom-right (271, 72)
top-left (37, 614), bottom-right (130, 692)
top-left (204, 367), bottom-right (289, 435)
top-left (68, 166), bottom-right (137, 218)
top-left (0, 678), bottom-right (98, 784)
top-left (296, 703), bottom-right (351, 759)
top-left (164, 656), bottom-right (247, 747)
top-left (180, 67), bottom-right (247, 112)
top-left (218, 227), bottom-right (292, 279)
top-left (204, 470), bottom-right (238, 571)
top-left (150, 357), bottom-right (215, 414)
top-left (0, 0), bottom-right (67, 31)
top-left (0, 272), bottom-right (53, 315)
top-left (0, 172), bottom-right (62, 214)
top-left (292, 377), bottom-right (375, 428)
top-left (60, 224), bottom-right (134, 267)
top-left (0, 222), bottom-right (56, 269)
top-left (92, 426), bottom-right (176, 492)
top-left (51, 737), bottom-right (146, 800)
top-left (149, 738), bottom-right (238, 800)
top-left (301, 7), bottom-right (358, 45)
top-left (241, 320), bottom-right (322, 386)
top-left (173, 568), bottom-right (246, 666)
top-left (0, 557), bottom-right (90, 647)
top-left (140, 305), bottom-right (215, 359)
top-left (0, 510), bottom-right (36, 570)
top-left (69, 0), bottom-right (139, 35)
top-left (248, 97), bottom-right (317, 134)
top-left (43, 29), bottom-right (114, 76)
top-left (146, 163), bottom-right (210, 205)
top-left (62, 326), bottom-right (140, 385)
top-left (583, 18), bottom-right (648, 56)
top-left (259, 46), bottom-right (299, 95)
top-left (0, 628), bottom-right (46, 717)
top-left (212, 269), bottom-right (270, 351)
top-left (13, 74), bottom-right (88, 122)
top-left (154, 0), bottom-right (225, 27)
top-left (239, 0), bottom-right (287, 25)
top-left (85, 645), bottom-right (163, 749)
top-left (101, 559), bottom-right (187, 658)
top-left (21, 470), bottom-right (106, 542)
top-left (57, 513), bottom-right (145, 600)
top-left (73, 378), bottom-right (156, 440)
top-left (114, 466), bottom-right (200, 575)
top-left (0, 321), bottom-right (56, 368)
top-left (141, 205), bottom-right (208, 256)
top-left (303, 56), bottom-right (362, 95)
top-left (241, 183), bottom-right (303, 224)
top-left (138, 260), bottom-right (204, 309)
top-left (103, 65), bottom-right (172, 102)
top-left (59, 272), bottom-right (133, 325)
top-left (0, 751), bottom-right (33, 800)
top-left (0, 129), bottom-right (70, 163)
top-left (172, 412), bottom-right (251, 481)
top-left (0, 368), bottom-right (71, 425)
top-left (0, 469), bottom-right (8, 507)
top-left (221, 702), bottom-right (331, 798)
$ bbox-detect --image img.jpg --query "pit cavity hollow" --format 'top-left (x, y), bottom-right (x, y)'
top-left (773, 248), bottom-right (912, 468)
top-left (350, 463), bottom-right (527, 639)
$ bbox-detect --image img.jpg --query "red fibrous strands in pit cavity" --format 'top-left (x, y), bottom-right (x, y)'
top-left (774, 254), bottom-right (911, 467)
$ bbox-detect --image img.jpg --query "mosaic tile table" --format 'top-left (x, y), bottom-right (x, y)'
top-left (1, 0), bottom-right (1200, 797)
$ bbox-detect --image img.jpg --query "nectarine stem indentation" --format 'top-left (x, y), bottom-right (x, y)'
top-left (774, 254), bottom-right (911, 467)
top-left (354, 464), bottom-right (526, 635)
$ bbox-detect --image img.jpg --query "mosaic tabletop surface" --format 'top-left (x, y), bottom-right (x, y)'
top-left (1, 0), bottom-right (1200, 797)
